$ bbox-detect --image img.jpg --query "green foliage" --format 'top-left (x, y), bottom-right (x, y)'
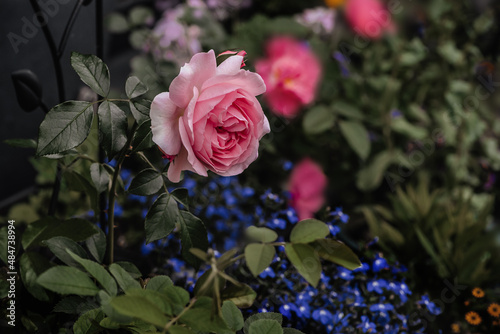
top-left (37, 266), bottom-right (100, 296)
top-left (71, 52), bottom-right (110, 97)
top-left (128, 168), bottom-right (163, 195)
top-left (36, 101), bottom-right (95, 157)
top-left (289, 219), bottom-right (330, 244)
top-left (144, 193), bottom-right (179, 243)
top-left (245, 243), bottom-right (275, 277)
top-left (22, 217), bottom-right (98, 250)
top-left (246, 226), bottom-right (278, 243)
top-left (361, 174), bottom-right (500, 286)
top-left (97, 100), bottom-right (128, 159)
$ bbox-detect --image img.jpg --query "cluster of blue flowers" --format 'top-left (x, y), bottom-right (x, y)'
top-left (119, 165), bottom-right (442, 333)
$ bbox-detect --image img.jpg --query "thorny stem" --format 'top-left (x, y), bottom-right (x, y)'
top-left (105, 123), bottom-right (138, 265)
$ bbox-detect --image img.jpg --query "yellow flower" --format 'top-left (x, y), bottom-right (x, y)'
top-left (488, 303), bottom-right (500, 318)
top-left (465, 311), bottom-right (482, 326)
top-left (472, 287), bottom-right (485, 298)
top-left (324, 0), bottom-right (345, 8)
top-left (451, 323), bottom-right (460, 333)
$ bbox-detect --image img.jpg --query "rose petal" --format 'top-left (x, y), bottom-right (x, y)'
top-left (216, 55), bottom-right (244, 76)
top-left (169, 50), bottom-right (217, 108)
top-left (167, 147), bottom-right (194, 183)
top-left (150, 92), bottom-right (182, 156)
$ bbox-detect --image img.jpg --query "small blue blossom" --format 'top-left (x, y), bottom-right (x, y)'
top-left (369, 303), bottom-right (395, 312)
top-left (312, 309), bottom-right (334, 325)
top-left (418, 295), bottom-right (442, 315)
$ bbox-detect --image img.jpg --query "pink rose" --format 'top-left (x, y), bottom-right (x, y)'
top-left (256, 36), bottom-right (321, 118)
top-left (288, 158), bottom-right (327, 220)
top-left (345, 0), bottom-right (395, 39)
top-left (151, 50), bottom-right (270, 182)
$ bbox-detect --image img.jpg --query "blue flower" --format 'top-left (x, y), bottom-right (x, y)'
top-left (283, 160), bottom-right (293, 171)
top-left (331, 207), bottom-right (349, 223)
top-left (312, 309), bottom-right (334, 325)
top-left (337, 267), bottom-right (354, 280)
top-left (267, 218), bottom-right (287, 229)
top-left (367, 279), bottom-right (388, 294)
top-left (369, 303), bottom-right (394, 312)
top-left (372, 255), bottom-right (389, 272)
top-left (259, 267), bottom-right (275, 279)
top-left (418, 295), bottom-right (441, 315)
top-left (358, 315), bottom-right (377, 333)
top-left (279, 303), bottom-right (297, 319)
top-left (141, 242), bottom-right (155, 256)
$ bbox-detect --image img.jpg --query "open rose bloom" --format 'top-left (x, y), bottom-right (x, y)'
top-left (256, 36), bottom-right (321, 118)
top-left (151, 50), bottom-right (270, 182)
top-left (345, 0), bottom-right (395, 39)
top-left (289, 158), bottom-right (327, 220)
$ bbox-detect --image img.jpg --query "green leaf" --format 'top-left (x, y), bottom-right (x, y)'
top-left (109, 295), bottom-right (169, 328)
top-left (162, 285), bottom-right (190, 314)
top-left (332, 101), bottom-right (364, 120)
top-left (115, 261), bottom-right (142, 279)
top-left (131, 120), bottom-right (154, 152)
top-left (53, 296), bottom-right (97, 314)
top-left (338, 120), bottom-right (370, 161)
top-left (36, 101), bottom-right (94, 157)
top-left (171, 188), bottom-right (190, 209)
top-left (179, 211), bottom-right (209, 269)
top-left (98, 100), bottom-right (128, 159)
top-left (90, 163), bottom-right (109, 193)
top-left (129, 6), bottom-right (154, 26)
top-left (248, 319), bottom-right (283, 334)
top-left (109, 263), bottom-right (141, 292)
top-left (71, 52), bottom-right (110, 97)
top-left (126, 76), bottom-right (148, 99)
top-left (169, 325), bottom-right (197, 334)
top-left (179, 297), bottom-right (230, 332)
top-left (391, 117), bottom-right (428, 140)
top-left (246, 226), bottom-right (278, 243)
top-left (68, 250), bottom-right (117, 296)
top-left (244, 243), bottom-right (275, 277)
top-left (130, 99), bottom-right (150, 125)
top-left (37, 266), bottom-right (100, 296)
top-left (356, 150), bottom-right (395, 191)
top-left (145, 193), bottom-right (179, 244)
top-left (285, 243), bottom-right (321, 287)
top-left (73, 308), bottom-right (105, 334)
top-left (105, 12), bottom-right (129, 33)
top-left (221, 283), bottom-right (257, 308)
top-left (193, 268), bottom-right (225, 299)
top-left (244, 313), bottom-right (282, 334)
top-left (19, 252), bottom-right (53, 301)
top-left (4, 138), bottom-right (37, 149)
top-left (222, 301), bottom-right (244, 331)
top-left (85, 228), bottom-right (106, 263)
top-left (437, 41), bottom-right (464, 66)
top-left (283, 329), bottom-right (305, 334)
top-left (128, 169), bottom-right (163, 196)
top-left (146, 275), bottom-right (173, 291)
top-left (22, 217), bottom-right (98, 250)
top-left (303, 106), bottom-right (335, 135)
top-left (64, 170), bottom-right (99, 214)
top-left (289, 219), bottom-right (330, 244)
top-left (42, 236), bottom-right (89, 268)
top-left (311, 239), bottom-right (362, 270)
top-left (125, 288), bottom-right (173, 315)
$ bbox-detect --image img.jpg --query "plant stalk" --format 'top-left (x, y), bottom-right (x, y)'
top-left (105, 123), bottom-right (138, 265)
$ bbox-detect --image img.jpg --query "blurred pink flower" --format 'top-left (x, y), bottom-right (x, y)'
top-left (345, 0), bottom-right (395, 39)
top-left (256, 36), bottom-right (321, 118)
top-left (288, 158), bottom-right (327, 221)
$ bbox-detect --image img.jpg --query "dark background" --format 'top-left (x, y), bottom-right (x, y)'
top-left (0, 0), bottom-right (138, 209)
